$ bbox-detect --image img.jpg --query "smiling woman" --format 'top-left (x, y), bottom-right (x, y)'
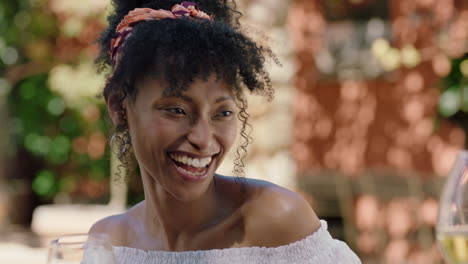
top-left (89, 0), bottom-right (361, 263)
top-left (120, 76), bottom-right (238, 202)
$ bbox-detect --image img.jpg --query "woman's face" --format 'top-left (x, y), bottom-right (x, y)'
top-left (124, 75), bottom-right (238, 202)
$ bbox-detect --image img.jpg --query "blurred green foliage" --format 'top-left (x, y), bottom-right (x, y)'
top-left (1, 0), bottom-right (111, 202)
top-left (438, 54), bottom-right (468, 117)
top-left (438, 54), bottom-right (468, 148)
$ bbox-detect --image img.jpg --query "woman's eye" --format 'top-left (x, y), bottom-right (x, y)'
top-left (166, 107), bottom-right (186, 115)
top-left (218, 111), bottom-right (233, 117)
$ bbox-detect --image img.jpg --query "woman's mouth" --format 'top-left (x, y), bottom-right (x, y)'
top-left (168, 152), bottom-right (214, 182)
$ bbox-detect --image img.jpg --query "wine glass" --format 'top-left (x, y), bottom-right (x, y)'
top-left (437, 151), bottom-right (468, 264)
top-left (47, 233), bottom-right (116, 264)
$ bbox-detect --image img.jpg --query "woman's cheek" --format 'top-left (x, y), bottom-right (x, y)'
top-left (157, 118), bottom-right (189, 136)
top-left (220, 121), bottom-right (238, 147)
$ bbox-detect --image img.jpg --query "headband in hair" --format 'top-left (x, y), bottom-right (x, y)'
top-left (110, 2), bottom-right (213, 66)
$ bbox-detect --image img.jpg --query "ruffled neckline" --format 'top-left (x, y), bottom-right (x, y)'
top-left (113, 220), bottom-right (331, 257)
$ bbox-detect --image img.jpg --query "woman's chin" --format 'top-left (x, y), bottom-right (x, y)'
top-left (170, 183), bottom-right (213, 202)
top-left (167, 169), bottom-right (216, 202)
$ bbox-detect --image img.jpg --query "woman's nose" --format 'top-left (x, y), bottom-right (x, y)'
top-left (187, 118), bottom-right (212, 151)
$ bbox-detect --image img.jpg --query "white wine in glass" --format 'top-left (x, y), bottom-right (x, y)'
top-left (47, 233), bottom-right (116, 264)
top-left (438, 152), bottom-right (468, 264)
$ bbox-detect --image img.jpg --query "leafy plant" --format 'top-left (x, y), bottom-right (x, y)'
top-left (437, 54), bottom-right (468, 148)
top-left (2, 0), bottom-right (111, 202)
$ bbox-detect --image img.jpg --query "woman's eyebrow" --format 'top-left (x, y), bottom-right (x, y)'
top-left (161, 94), bottom-right (193, 103)
top-left (215, 96), bottom-right (233, 103)
top-left (159, 94), bottom-right (232, 103)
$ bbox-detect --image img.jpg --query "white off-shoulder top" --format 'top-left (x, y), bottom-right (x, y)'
top-left (112, 220), bottom-right (362, 264)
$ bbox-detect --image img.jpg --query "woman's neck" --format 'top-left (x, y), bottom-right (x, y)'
top-left (140, 172), bottom-right (222, 250)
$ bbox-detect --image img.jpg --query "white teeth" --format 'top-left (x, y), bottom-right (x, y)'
top-left (169, 153), bottom-right (212, 168)
top-left (177, 166), bottom-right (206, 176)
top-left (199, 159), bottom-right (206, 167)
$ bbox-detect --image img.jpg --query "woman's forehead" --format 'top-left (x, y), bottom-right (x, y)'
top-left (135, 74), bottom-right (236, 101)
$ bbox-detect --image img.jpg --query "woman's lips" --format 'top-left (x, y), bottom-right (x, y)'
top-left (169, 153), bottom-right (215, 182)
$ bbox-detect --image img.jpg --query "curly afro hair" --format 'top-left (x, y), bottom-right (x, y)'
top-left (97, 0), bottom-right (276, 177)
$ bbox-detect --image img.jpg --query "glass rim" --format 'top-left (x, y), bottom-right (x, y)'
top-left (50, 233), bottom-right (110, 246)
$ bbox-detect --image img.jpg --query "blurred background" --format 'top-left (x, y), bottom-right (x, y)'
top-left (0, 0), bottom-right (467, 263)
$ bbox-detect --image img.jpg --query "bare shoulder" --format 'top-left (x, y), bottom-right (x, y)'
top-left (242, 178), bottom-right (321, 247)
top-left (88, 213), bottom-right (128, 247)
top-left (88, 203), bottom-right (143, 247)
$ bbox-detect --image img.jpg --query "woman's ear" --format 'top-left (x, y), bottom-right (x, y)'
top-left (106, 91), bottom-right (127, 126)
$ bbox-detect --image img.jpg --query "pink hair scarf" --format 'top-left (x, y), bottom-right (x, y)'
top-left (110, 1), bottom-right (213, 66)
